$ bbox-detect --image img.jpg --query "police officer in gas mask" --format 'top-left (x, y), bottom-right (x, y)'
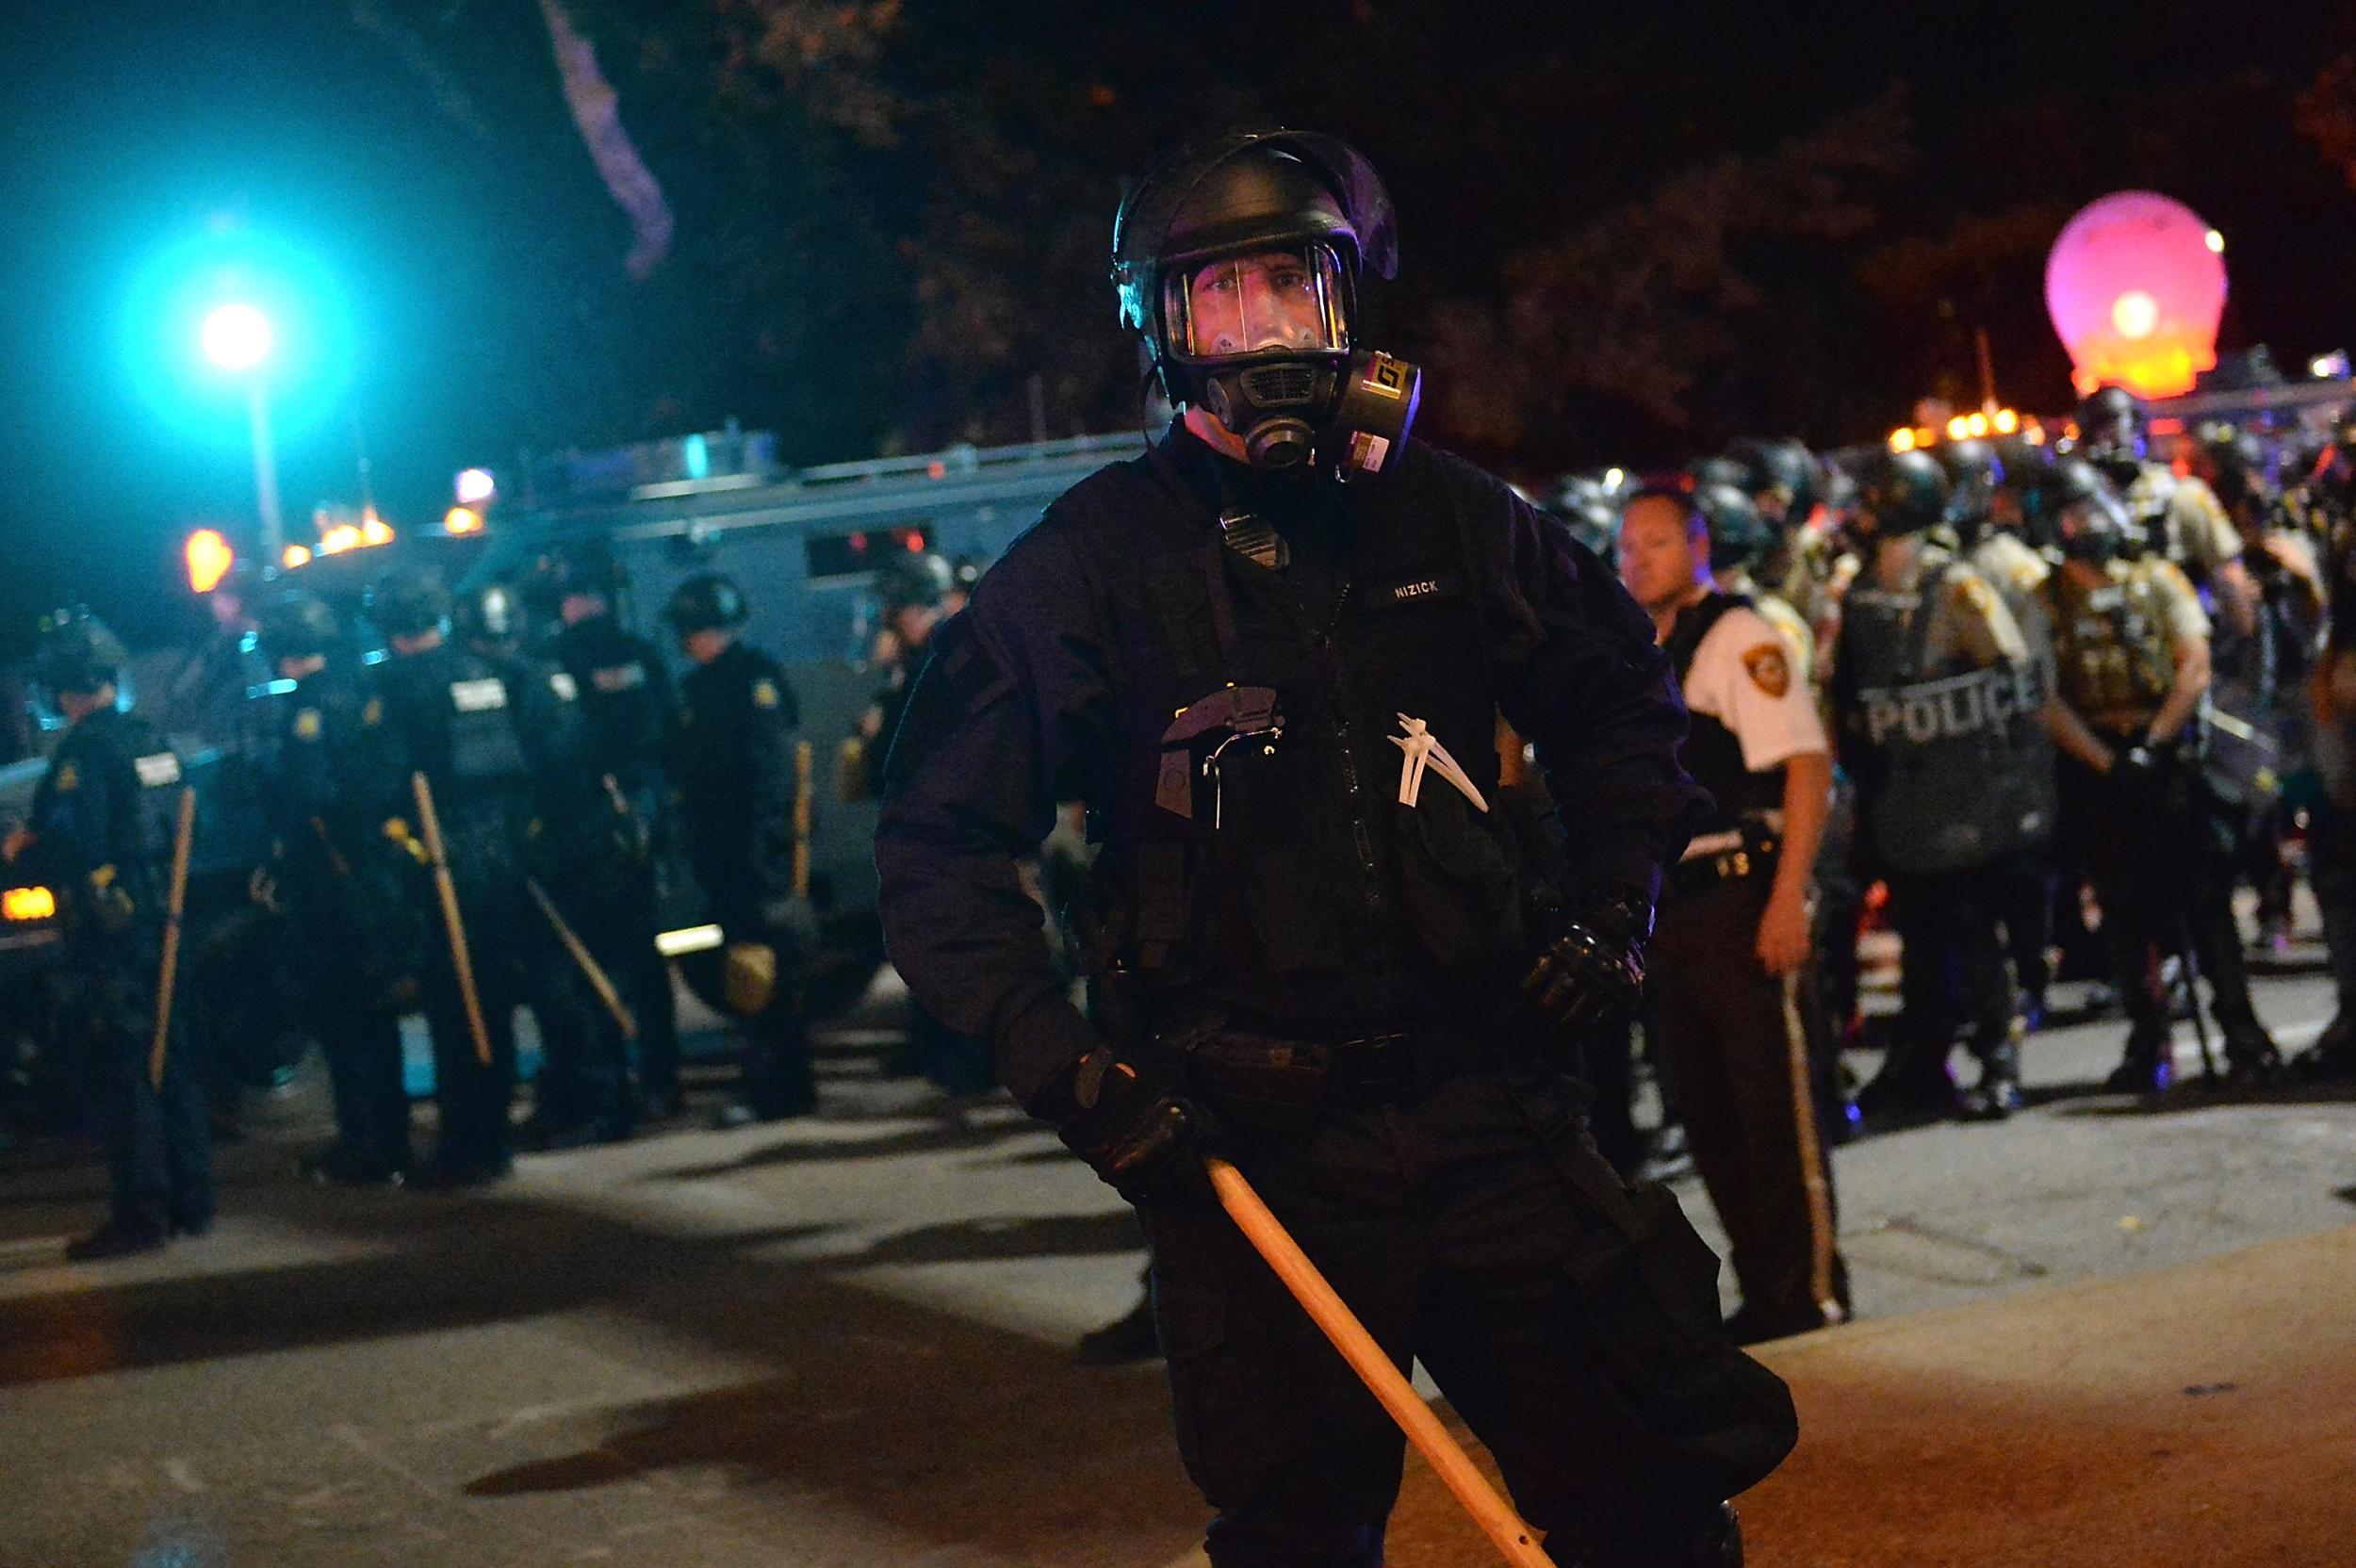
top-left (370, 568), bottom-right (532, 1185)
top-left (252, 588), bottom-right (419, 1185)
top-left (1832, 449), bottom-right (2051, 1122)
top-left (664, 573), bottom-right (820, 1125)
top-left (877, 128), bottom-right (1792, 1568)
top-left (6, 612), bottom-right (214, 1256)
top-left (2036, 459), bottom-right (2285, 1090)
top-left (2077, 385), bottom-right (2258, 629)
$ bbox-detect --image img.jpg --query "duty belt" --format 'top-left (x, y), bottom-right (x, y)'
top-left (1177, 1024), bottom-right (1500, 1108)
top-left (1665, 820), bottom-right (1779, 902)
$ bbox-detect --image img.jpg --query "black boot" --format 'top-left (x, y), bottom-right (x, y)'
top-left (1073, 1296), bottom-right (1162, 1364)
top-left (2104, 1021), bottom-right (2174, 1095)
top-left (1857, 1036), bottom-right (1958, 1125)
top-left (2220, 1020), bottom-right (2284, 1089)
top-left (65, 1217), bottom-right (171, 1262)
top-left (1582, 1502), bottom-right (1743, 1567)
top-left (2293, 1014), bottom-right (2356, 1082)
top-left (1959, 1037), bottom-right (2024, 1121)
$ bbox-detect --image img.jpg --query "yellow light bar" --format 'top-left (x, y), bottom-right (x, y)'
top-left (283, 545), bottom-right (313, 569)
top-left (3, 887), bottom-right (57, 922)
top-left (443, 506), bottom-right (483, 536)
top-left (1888, 427), bottom-right (1918, 453)
top-left (320, 524), bottom-right (363, 554)
top-left (655, 923), bottom-right (723, 957)
top-left (186, 529), bottom-right (234, 595)
top-left (1945, 415), bottom-right (1972, 441)
top-left (1993, 408), bottom-right (2021, 434)
top-left (361, 516), bottom-right (394, 547)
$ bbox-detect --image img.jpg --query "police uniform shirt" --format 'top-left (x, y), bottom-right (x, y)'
top-left (2046, 557), bottom-right (2208, 726)
top-left (2125, 465), bottom-right (2241, 577)
top-left (1678, 603), bottom-right (1828, 773)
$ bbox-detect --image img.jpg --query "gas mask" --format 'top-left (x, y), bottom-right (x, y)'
top-left (2053, 494), bottom-right (2132, 564)
top-left (1162, 243), bottom-right (1420, 476)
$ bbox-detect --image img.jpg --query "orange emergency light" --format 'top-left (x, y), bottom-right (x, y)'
top-left (4, 887), bottom-right (57, 922)
top-left (186, 530), bottom-right (235, 595)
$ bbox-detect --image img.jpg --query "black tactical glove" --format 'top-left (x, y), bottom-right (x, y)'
top-left (1521, 894), bottom-right (1652, 1037)
top-left (1034, 1041), bottom-right (1217, 1205)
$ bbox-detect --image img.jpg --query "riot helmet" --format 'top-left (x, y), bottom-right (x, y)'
top-left (1112, 129), bottom-right (1417, 476)
top-left (254, 590), bottom-right (341, 668)
top-left (875, 551), bottom-right (955, 615)
top-left (1729, 438), bottom-right (1820, 526)
top-left (453, 580), bottom-right (527, 651)
top-left (370, 568), bottom-right (452, 642)
top-left (1687, 453), bottom-right (1748, 493)
top-left (2075, 384), bottom-right (2148, 482)
top-left (1853, 449), bottom-right (1950, 543)
top-left (1693, 482), bottom-right (1773, 574)
top-left (1937, 438), bottom-right (2004, 541)
top-left (2042, 457), bottom-right (2133, 564)
top-left (34, 609), bottom-right (126, 697)
top-left (663, 573), bottom-right (749, 635)
top-left (1549, 474), bottom-right (1621, 560)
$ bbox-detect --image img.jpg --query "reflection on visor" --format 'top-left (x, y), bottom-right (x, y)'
top-left (1170, 246), bottom-right (1347, 359)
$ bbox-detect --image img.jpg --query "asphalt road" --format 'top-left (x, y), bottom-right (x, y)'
top-left (0, 951), bottom-right (2349, 1567)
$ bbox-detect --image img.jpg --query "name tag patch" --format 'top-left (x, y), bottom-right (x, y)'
top-left (134, 753), bottom-right (184, 788)
top-left (450, 678), bottom-right (510, 713)
top-left (1382, 575), bottom-right (1457, 604)
top-left (591, 662), bottom-right (647, 694)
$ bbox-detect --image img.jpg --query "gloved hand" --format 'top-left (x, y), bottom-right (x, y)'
top-left (1034, 1041), bottom-right (1217, 1204)
top-left (2110, 743), bottom-right (2160, 791)
top-left (1521, 896), bottom-right (1651, 1037)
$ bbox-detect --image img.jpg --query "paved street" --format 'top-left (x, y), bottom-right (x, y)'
top-left (1, 954), bottom-right (2350, 1567)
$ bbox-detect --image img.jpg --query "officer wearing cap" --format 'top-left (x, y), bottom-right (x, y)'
top-left (252, 589), bottom-right (419, 1184)
top-left (370, 568), bottom-right (534, 1184)
top-left (664, 573), bottom-right (819, 1124)
top-left (2037, 458), bottom-right (2285, 1089)
top-left (1619, 485), bottom-right (1849, 1345)
top-left (876, 128), bottom-right (1792, 1568)
top-left (537, 542), bottom-right (684, 1120)
top-left (5, 612), bottom-right (213, 1256)
top-left (1832, 449), bottom-right (2050, 1122)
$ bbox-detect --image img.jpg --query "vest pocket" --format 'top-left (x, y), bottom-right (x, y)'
top-left (1391, 784), bottom-right (1524, 970)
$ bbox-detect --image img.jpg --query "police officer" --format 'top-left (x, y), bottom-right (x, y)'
top-left (2302, 498), bottom-right (2356, 1079)
top-left (1620, 486), bottom-right (1849, 1344)
top-left (4, 612), bottom-right (213, 1256)
top-left (538, 542), bottom-right (684, 1120)
top-left (877, 128), bottom-right (1791, 1567)
top-left (2037, 459), bottom-right (2285, 1089)
top-left (1833, 449), bottom-right (2050, 1121)
top-left (450, 579), bottom-right (620, 1147)
top-left (371, 568), bottom-right (532, 1184)
top-left (1694, 480), bottom-right (1815, 684)
top-left (664, 573), bottom-right (820, 1124)
top-left (2077, 385), bottom-right (2259, 629)
top-left (253, 589), bottom-right (418, 1184)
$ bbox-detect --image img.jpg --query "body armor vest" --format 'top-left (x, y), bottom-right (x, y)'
top-left (1052, 444), bottom-right (1535, 1031)
top-left (2044, 564), bottom-right (2180, 726)
top-left (1664, 593), bottom-right (1786, 837)
top-left (1837, 552), bottom-right (2052, 874)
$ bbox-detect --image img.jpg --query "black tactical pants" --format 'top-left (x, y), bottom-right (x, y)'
top-left (532, 858), bottom-right (642, 1137)
top-left (1138, 1068), bottom-right (1794, 1568)
top-left (418, 858), bottom-right (525, 1175)
top-left (59, 959), bottom-right (213, 1234)
top-left (2058, 753), bottom-right (2262, 1043)
top-left (1647, 876), bottom-right (1847, 1331)
top-left (705, 874), bottom-right (818, 1119)
top-left (298, 954), bottom-right (411, 1177)
top-left (1887, 861), bottom-right (2020, 1065)
top-left (2309, 800), bottom-right (2356, 1021)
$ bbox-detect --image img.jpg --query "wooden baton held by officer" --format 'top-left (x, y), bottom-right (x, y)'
top-left (148, 785), bottom-right (197, 1091)
top-left (792, 739), bottom-right (814, 899)
top-left (1205, 1156), bottom-right (1558, 1568)
top-left (525, 874), bottom-right (637, 1042)
top-left (410, 772), bottom-right (492, 1067)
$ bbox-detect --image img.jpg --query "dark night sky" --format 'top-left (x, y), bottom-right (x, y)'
top-left (5, 1), bottom-right (2355, 652)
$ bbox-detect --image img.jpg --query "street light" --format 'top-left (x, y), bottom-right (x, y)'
top-left (202, 302), bottom-right (286, 566)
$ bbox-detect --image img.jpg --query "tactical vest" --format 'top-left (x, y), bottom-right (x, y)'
top-left (2044, 564), bottom-right (2180, 725)
top-left (1837, 554), bottom-right (2053, 874)
top-left (1664, 593), bottom-right (1786, 838)
top-left (1050, 444), bottom-right (1534, 1027)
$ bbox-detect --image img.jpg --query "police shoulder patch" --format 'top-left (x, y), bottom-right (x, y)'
top-left (54, 762), bottom-right (77, 792)
top-left (751, 678), bottom-right (780, 710)
top-left (294, 708), bottom-right (325, 741)
top-left (1742, 643), bottom-right (1791, 699)
top-left (361, 696), bottom-right (384, 727)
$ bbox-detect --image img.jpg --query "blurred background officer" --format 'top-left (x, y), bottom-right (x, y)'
top-left (2076, 384), bottom-right (2258, 632)
top-left (450, 580), bottom-right (619, 1148)
top-left (2037, 459), bottom-right (2284, 1091)
top-left (4, 612), bottom-right (212, 1257)
top-left (664, 573), bottom-right (819, 1124)
top-left (252, 589), bottom-right (419, 1185)
top-left (372, 568), bottom-right (532, 1185)
top-left (878, 128), bottom-right (1791, 1568)
top-left (856, 550), bottom-right (996, 1099)
top-left (1833, 449), bottom-right (2050, 1123)
top-left (1620, 486), bottom-right (1848, 1344)
top-left (535, 542), bottom-right (683, 1121)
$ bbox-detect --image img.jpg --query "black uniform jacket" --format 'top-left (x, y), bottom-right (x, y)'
top-left (875, 425), bottom-right (1703, 1104)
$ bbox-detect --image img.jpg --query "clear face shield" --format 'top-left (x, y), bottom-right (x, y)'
top-left (1165, 245), bottom-right (1349, 363)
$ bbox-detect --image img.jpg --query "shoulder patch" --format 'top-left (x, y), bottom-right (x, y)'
top-left (53, 762), bottom-right (77, 793)
top-left (294, 708), bottom-right (324, 742)
top-left (361, 696), bottom-right (384, 728)
top-left (1741, 643), bottom-right (1792, 699)
top-left (751, 678), bottom-right (780, 710)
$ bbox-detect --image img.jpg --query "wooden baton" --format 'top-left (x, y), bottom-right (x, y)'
top-left (410, 772), bottom-right (493, 1067)
top-left (525, 874), bottom-right (637, 1042)
top-left (1205, 1156), bottom-right (1557, 1568)
top-left (148, 786), bottom-right (197, 1091)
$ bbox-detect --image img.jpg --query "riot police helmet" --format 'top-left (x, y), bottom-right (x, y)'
top-left (1687, 453), bottom-right (1749, 493)
top-left (1549, 474), bottom-right (1621, 559)
top-left (663, 573), bottom-right (749, 634)
top-left (2042, 456), bottom-right (2133, 564)
top-left (370, 568), bottom-right (452, 641)
top-left (34, 608), bottom-right (126, 697)
top-left (1938, 437), bottom-right (2004, 534)
top-left (2075, 384), bottom-right (2148, 477)
top-left (254, 589), bottom-right (342, 666)
top-left (1694, 482), bottom-right (1774, 573)
top-left (453, 580), bottom-right (527, 649)
top-left (1730, 438), bottom-right (1820, 524)
top-left (874, 551), bottom-right (956, 615)
top-left (1853, 449), bottom-right (1950, 539)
